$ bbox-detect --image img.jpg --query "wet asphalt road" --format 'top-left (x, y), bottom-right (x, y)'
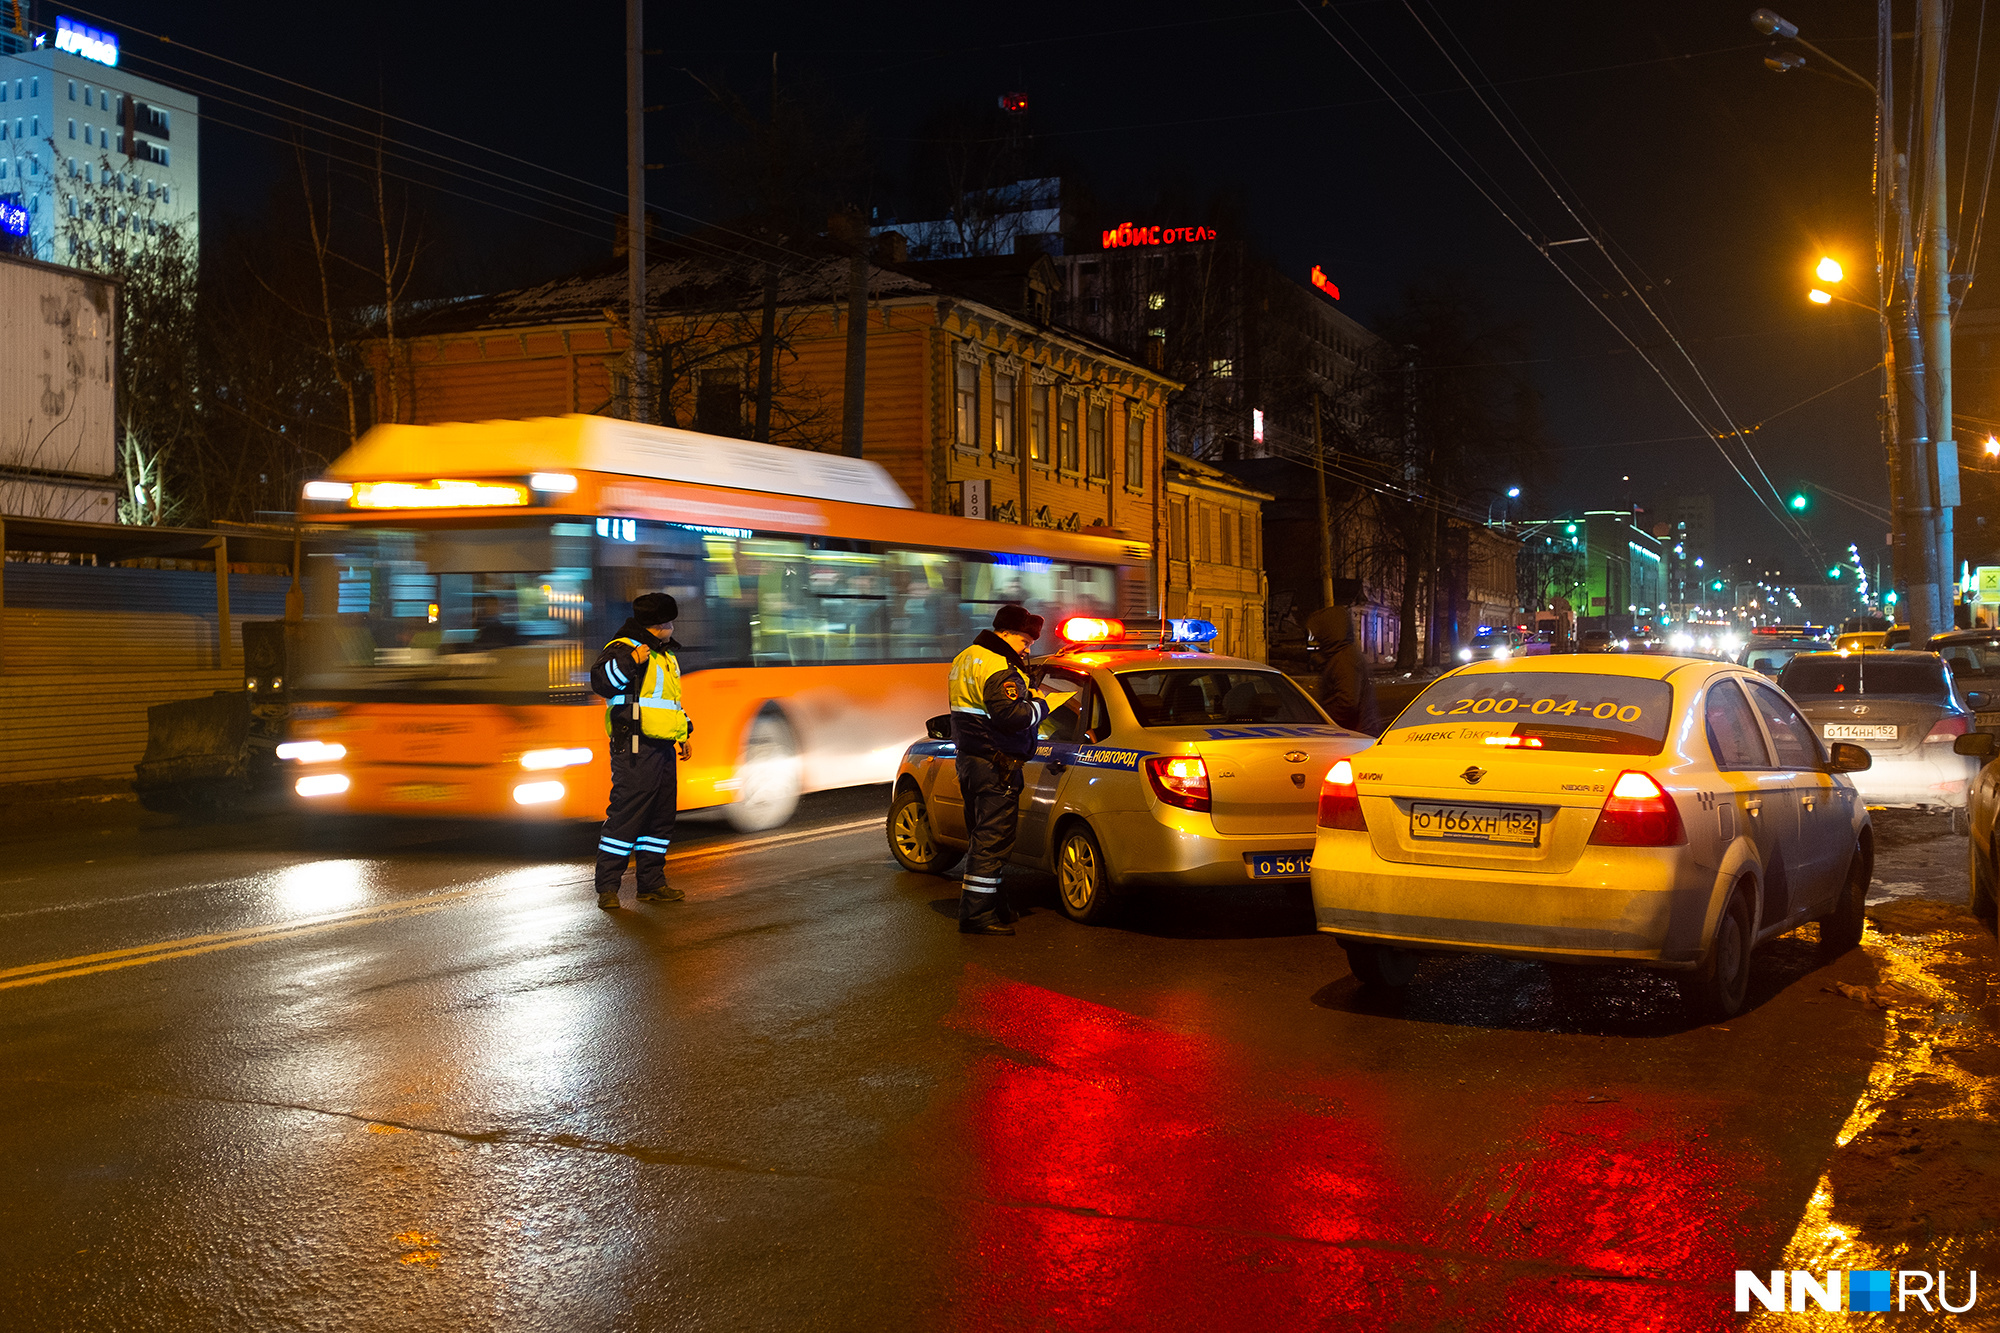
top-left (0, 792), bottom-right (1936, 1332)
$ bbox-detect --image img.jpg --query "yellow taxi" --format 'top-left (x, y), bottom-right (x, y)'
top-left (1308, 655), bottom-right (1874, 1018)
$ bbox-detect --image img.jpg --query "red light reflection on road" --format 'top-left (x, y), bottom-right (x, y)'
top-left (933, 968), bottom-right (1769, 1333)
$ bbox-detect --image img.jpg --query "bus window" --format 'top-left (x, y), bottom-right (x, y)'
top-left (299, 520), bottom-right (595, 702)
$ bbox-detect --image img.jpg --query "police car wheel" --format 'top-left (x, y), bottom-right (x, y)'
top-left (1055, 825), bottom-right (1116, 924)
top-left (888, 787), bottom-right (962, 875)
top-left (726, 711), bottom-right (802, 832)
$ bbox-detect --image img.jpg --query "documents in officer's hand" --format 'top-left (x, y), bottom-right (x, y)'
top-left (1037, 686), bottom-right (1079, 711)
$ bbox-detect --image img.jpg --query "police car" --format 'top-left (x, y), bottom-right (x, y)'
top-left (887, 617), bottom-right (1375, 923)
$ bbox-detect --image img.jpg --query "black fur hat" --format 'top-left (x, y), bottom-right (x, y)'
top-left (632, 592), bottom-right (679, 626)
top-left (992, 603), bottom-right (1045, 640)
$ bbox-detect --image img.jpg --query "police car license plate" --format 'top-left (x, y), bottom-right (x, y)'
top-left (1823, 724), bottom-right (1897, 741)
top-left (1245, 851), bottom-right (1313, 879)
top-left (1409, 802), bottom-right (1540, 846)
top-left (388, 781), bottom-right (462, 803)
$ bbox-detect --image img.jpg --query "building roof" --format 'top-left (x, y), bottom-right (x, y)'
top-left (1164, 451), bottom-right (1274, 502)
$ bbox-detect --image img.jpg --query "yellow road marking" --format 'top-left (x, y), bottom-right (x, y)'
top-left (0, 815), bottom-right (884, 992)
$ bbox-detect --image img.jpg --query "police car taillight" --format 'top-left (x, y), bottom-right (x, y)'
top-left (1587, 770), bottom-right (1686, 847)
top-left (1317, 759), bottom-right (1366, 831)
top-left (1145, 755), bottom-right (1210, 811)
top-left (1059, 617), bottom-right (1125, 644)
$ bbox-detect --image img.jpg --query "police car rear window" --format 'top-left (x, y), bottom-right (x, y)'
top-left (1384, 672), bottom-right (1673, 756)
top-left (1118, 669), bottom-right (1327, 728)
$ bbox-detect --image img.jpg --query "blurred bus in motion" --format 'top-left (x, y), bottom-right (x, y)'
top-left (287, 415), bottom-right (1152, 829)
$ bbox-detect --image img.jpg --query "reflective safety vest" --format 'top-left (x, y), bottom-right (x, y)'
top-left (948, 642), bottom-right (1021, 717)
top-left (604, 637), bottom-right (690, 741)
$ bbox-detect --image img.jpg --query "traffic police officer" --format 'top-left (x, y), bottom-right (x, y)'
top-left (590, 592), bottom-right (692, 909)
top-left (947, 603), bottom-right (1052, 935)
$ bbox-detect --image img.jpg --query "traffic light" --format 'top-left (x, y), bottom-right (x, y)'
top-left (1789, 493), bottom-right (1808, 511)
top-left (1828, 567), bottom-right (1841, 579)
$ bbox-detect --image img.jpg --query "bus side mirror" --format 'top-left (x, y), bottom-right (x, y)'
top-left (1952, 731), bottom-right (1995, 760)
top-left (926, 714), bottom-right (954, 741)
top-left (1827, 742), bottom-right (1874, 773)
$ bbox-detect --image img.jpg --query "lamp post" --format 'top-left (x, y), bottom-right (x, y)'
top-left (1758, 5), bottom-right (1955, 643)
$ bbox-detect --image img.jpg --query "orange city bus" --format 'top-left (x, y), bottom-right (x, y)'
top-left (285, 414), bottom-right (1152, 830)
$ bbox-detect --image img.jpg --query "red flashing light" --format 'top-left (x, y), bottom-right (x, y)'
top-left (1310, 265), bottom-right (1341, 301)
top-left (1059, 616), bottom-right (1125, 644)
top-left (1317, 759), bottom-right (1367, 831)
top-left (1587, 770), bottom-right (1686, 847)
top-left (1145, 755), bottom-right (1211, 812)
top-left (999, 92), bottom-right (1029, 114)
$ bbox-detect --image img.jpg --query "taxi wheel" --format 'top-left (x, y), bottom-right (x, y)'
top-left (1680, 884), bottom-right (1753, 1021)
top-left (1055, 825), bottom-right (1117, 924)
top-left (888, 787), bottom-right (961, 876)
top-left (1344, 942), bottom-right (1417, 989)
top-left (1971, 836), bottom-right (1999, 929)
top-left (1819, 842), bottom-right (1869, 954)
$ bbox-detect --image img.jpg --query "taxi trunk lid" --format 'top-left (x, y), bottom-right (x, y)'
top-left (1351, 748), bottom-right (1632, 874)
top-left (1191, 729), bottom-right (1372, 836)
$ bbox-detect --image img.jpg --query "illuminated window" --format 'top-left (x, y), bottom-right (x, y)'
top-left (1124, 410), bottom-right (1144, 488)
top-left (1148, 326), bottom-right (1165, 339)
top-left (1057, 395), bottom-right (1079, 472)
top-left (1030, 383), bottom-right (1050, 464)
top-left (1147, 292), bottom-right (1164, 310)
top-left (994, 371), bottom-right (1016, 456)
top-left (1210, 358), bottom-right (1233, 378)
top-left (1086, 403), bottom-right (1108, 478)
top-left (954, 356), bottom-right (979, 450)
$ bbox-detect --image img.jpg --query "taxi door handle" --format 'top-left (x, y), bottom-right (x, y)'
top-left (1802, 794), bottom-right (1816, 811)
top-left (1744, 798), bottom-right (1762, 819)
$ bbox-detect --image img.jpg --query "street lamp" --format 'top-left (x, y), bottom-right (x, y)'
top-left (1816, 256), bottom-right (1844, 283)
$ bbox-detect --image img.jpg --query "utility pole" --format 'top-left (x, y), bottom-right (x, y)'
top-left (1917, 0), bottom-right (1958, 628)
top-left (625, 0), bottom-right (647, 424)
top-left (1312, 390), bottom-right (1334, 607)
top-left (840, 214), bottom-right (869, 458)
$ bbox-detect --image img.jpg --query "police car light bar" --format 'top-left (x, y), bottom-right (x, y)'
top-left (1166, 619), bottom-right (1218, 644)
top-left (1058, 617), bottom-right (1126, 644)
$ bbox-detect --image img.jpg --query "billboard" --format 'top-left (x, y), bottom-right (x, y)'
top-left (0, 254), bottom-right (118, 521)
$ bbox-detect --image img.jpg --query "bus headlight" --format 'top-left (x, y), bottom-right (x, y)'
top-left (519, 747), bottom-right (593, 770)
top-left (296, 773), bottom-right (350, 797)
top-left (277, 741), bottom-right (347, 763)
top-left (513, 781), bottom-right (565, 805)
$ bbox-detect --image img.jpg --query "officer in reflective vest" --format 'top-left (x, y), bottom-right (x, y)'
top-left (947, 603), bottom-right (1053, 935)
top-left (589, 592), bottom-right (693, 909)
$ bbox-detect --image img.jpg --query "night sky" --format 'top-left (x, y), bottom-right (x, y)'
top-left (69, 0), bottom-right (1992, 577)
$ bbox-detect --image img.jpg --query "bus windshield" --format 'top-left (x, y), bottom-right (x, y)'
top-left (298, 518), bottom-right (1125, 703)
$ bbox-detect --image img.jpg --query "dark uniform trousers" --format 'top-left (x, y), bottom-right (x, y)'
top-left (597, 737), bottom-right (677, 890)
top-left (956, 753), bottom-right (1025, 894)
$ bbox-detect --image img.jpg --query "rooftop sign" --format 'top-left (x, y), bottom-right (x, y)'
top-left (1310, 265), bottom-right (1341, 301)
top-left (1101, 222), bottom-right (1216, 250)
top-left (55, 16), bottom-right (119, 68)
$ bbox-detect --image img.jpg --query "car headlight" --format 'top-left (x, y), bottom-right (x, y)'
top-left (276, 741), bottom-right (347, 763)
top-left (520, 747), bottom-right (594, 770)
top-left (1458, 648), bottom-right (1473, 661)
top-left (1493, 645), bottom-right (1511, 659)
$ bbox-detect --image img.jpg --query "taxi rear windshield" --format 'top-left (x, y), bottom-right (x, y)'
top-left (1118, 669), bottom-right (1328, 728)
top-left (1384, 672), bottom-right (1673, 756)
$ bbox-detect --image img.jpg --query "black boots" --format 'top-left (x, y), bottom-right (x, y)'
top-left (958, 890), bottom-right (1015, 935)
top-left (597, 891), bottom-right (622, 910)
top-left (638, 884), bottom-right (685, 903)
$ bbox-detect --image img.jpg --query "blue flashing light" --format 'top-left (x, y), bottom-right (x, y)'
top-left (1166, 618), bottom-right (1218, 643)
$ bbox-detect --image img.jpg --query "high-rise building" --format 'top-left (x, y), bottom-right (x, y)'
top-left (0, 6), bottom-right (199, 267)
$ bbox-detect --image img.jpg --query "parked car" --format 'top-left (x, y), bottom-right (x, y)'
top-left (1926, 630), bottom-right (2000, 732)
top-left (1776, 650), bottom-right (1979, 809)
top-left (1308, 655), bottom-right (1873, 1018)
top-left (1949, 730), bottom-right (2000, 927)
top-left (1577, 629), bottom-right (1616, 652)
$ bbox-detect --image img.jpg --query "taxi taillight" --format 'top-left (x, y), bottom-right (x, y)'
top-left (1587, 770), bottom-right (1686, 847)
top-left (1317, 759), bottom-right (1367, 831)
top-left (1145, 756), bottom-right (1210, 811)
